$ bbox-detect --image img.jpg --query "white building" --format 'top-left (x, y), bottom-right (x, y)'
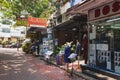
top-left (0, 24), bottom-right (26, 41)
top-left (0, 24), bottom-right (11, 38)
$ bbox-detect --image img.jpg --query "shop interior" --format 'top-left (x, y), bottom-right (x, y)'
top-left (91, 17), bottom-right (120, 51)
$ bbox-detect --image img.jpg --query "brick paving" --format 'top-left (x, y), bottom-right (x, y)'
top-left (0, 48), bottom-right (85, 80)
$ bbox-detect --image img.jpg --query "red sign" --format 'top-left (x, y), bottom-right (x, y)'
top-left (89, 0), bottom-right (120, 21)
top-left (28, 17), bottom-right (47, 28)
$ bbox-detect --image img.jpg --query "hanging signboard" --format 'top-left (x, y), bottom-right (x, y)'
top-left (16, 17), bottom-right (28, 26)
top-left (28, 17), bottom-right (47, 28)
top-left (88, 0), bottom-right (120, 21)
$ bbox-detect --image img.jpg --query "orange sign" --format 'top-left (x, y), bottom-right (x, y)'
top-left (28, 17), bottom-right (47, 28)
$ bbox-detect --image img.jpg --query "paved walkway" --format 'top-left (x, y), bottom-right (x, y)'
top-left (42, 53), bottom-right (117, 80)
top-left (0, 48), bottom-right (86, 80)
top-left (47, 56), bottom-right (96, 80)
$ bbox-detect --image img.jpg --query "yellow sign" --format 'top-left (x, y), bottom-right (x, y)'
top-left (17, 19), bottom-right (28, 26)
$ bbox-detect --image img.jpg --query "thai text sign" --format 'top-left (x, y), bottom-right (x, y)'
top-left (88, 0), bottom-right (120, 21)
top-left (28, 17), bottom-right (47, 28)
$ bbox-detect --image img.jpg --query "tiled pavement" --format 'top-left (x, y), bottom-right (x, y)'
top-left (0, 48), bottom-right (88, 80)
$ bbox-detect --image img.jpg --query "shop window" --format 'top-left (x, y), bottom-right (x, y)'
top-left (90, 18), bottom-right (120, 51)
top-left (113, 25), bottom-right (120, 51)
top-left (96, 25), bottom-right (110, 44)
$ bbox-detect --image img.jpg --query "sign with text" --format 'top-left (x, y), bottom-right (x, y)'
top-left (16, 17), bottom-right (28, 26)
top-left (28, 17), bottom-right (47, 28)
top-left (88, 0), bottom-right (120, 21)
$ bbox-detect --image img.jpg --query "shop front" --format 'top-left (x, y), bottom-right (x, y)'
top-left (54, 19), bottom-right (80, 46)
top-left (27, 17), bottom-right (47, 36)
top-left (54, 13), bottom-right (87, 46)
top-left (53, 13), bottom-right (89, 65)
top-left (88, 0), bottom-right (120, 74)
top-left (27, 17), bottom-right (47, 55)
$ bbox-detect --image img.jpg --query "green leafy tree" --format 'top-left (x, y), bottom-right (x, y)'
top-left (1, 0), bottom-right (52, 18)
top-left (0, 0), bottom-right (58, 27)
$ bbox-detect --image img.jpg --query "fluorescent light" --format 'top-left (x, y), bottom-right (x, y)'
top-left (107, 18), bottom-right (120, 22)
top-left (97, 27), bottom-right (100, 29)
top-left (72, 28), bottom-right (76, 31)
top-left (111, 26), bottom-right (120, 29)
top-left (92, 25), bottom-right (95, 27)
top-left (101, 26), bottom-right (104, 28)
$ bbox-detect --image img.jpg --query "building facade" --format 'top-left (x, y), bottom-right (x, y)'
top-left (0, 24), bottom-right (26, 43)
top-left (51, 0), bottom-right (120, 75)
top-left (53, 0), bottom-right (88, 46)
top-left (88, 0), bottom-right (120, 74)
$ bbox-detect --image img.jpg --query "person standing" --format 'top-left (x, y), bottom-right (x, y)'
top-left (75, 40), bottom-right (81, 69)
top-left (81, 33), bottom-right (88, 64)
top-left (75, 40), bottom-right (81, 56)
top-left (29, 41), bottom-right (35, 54)
top-left (64, 42), bottom-right (71, 73)
top-left (17, 41), bottom-right (20, 51)
top-left (36, 41), bottom-right (40, 55)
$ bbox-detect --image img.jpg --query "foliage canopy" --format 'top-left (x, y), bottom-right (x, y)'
top-left (0, 0), bottom-right (56, 20)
